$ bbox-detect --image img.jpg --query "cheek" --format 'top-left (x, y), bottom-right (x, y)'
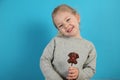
top-left (59, 29), bottom-right (65, 33)
top-left (71, 19), bottom-right (78, 25)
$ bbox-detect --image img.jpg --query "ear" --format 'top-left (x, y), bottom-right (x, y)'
top-left (68, 53), bottom-right (71, 57)
top-left (75, 14), bottom-right (80, 23)
top-left (76, 54), bottom-right (79, 58)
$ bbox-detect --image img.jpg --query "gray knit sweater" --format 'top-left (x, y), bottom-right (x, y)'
top-left (40, 36), bottom-right (96, 80)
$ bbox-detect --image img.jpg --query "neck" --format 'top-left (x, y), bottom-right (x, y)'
top-left (73, 31), bottom-right (81, 39)
top-left (68, 33), bottom-right (82, 39)
top-left (74, 34), bottom-right (81, 39)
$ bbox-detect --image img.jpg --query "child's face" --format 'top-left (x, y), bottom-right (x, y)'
top-left (53, 11), bottom-right (80, 38)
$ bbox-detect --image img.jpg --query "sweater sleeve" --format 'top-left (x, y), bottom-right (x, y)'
top-left (40, 39), bottom-right (63, 80)
top-left (77, 43), bottom-right (97, 80)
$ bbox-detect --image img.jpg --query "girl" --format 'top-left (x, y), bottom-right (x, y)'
top-left (40, 4), bottom-right (97, 80)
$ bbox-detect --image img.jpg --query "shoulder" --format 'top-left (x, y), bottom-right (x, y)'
top-left (53, 36), bottom-right (66, 42)
top-left (47, 36), bottom-right (63, 44)
top-left (81, 38), bottom-right (95, 49)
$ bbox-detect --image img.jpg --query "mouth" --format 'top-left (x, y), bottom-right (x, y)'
top-left (66, 26), bottom-right (74, 33)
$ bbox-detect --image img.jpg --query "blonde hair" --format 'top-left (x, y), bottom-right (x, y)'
top-left (52, 4), bottom-right (79, 36)
top-left (52, 4), bottom-right (78, 28)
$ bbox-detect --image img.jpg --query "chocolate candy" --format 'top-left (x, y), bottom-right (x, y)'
top-left (67, 52), bottom-right (79, 66)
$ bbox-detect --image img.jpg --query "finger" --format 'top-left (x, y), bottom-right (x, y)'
top-left (68, 71), bottom-right (76, 78)
top-left (67, 75), bottom-right (77, 80)
top-left (67, 67), bottom-right (79, 79)
top-left (67, 72), bottom-right (78, 79)
top-left (68, 69), bottom-right (76, 74)
top-left (66, 76), bottom-right (74, 80)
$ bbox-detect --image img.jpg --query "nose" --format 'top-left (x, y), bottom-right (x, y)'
top-left (64, 22), bottom-right (69, 29)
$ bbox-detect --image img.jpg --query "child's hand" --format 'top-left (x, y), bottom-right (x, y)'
top-left (66, 67), bottom-right (79, 80)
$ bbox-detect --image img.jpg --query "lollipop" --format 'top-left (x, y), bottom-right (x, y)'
top-left (67, 52), bottom-right (79, 66)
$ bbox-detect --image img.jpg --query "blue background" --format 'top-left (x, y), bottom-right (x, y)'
top-left (0, 0), bottom-right (120, 80)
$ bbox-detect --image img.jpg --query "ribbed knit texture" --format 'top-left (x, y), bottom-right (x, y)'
top-left (40, 36), bottom-right (96, 80)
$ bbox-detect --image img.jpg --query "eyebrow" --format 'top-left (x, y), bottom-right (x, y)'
top-left (56, 16), bottom-right (70, 26)
top-left (64, 16), bottom-right (69, 21)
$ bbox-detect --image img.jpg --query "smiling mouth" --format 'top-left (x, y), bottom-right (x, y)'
top-left (66, 26), bottom-right (74, 33)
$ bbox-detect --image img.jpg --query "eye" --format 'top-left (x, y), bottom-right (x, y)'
top-left (58, 24), bottom-right (63, 29)
top-left (66, 18), bottom-right (71, 22)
